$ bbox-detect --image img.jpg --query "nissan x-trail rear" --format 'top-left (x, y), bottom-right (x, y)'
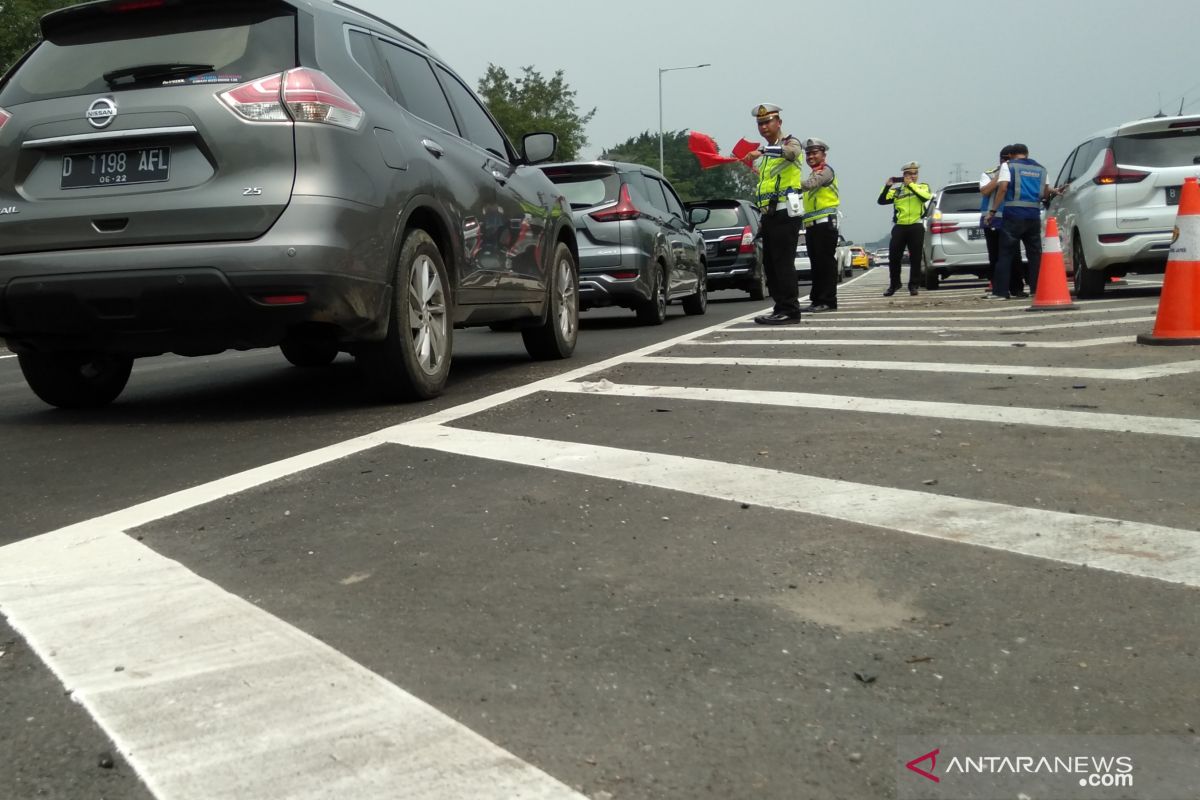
top-left (0, 0), bottom-right (577, 408)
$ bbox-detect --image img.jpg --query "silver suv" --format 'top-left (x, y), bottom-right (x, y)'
top-left (922, 181), bottom-right (990, 290)
top-left (1049, 113), bottom-right (1200, 297)
top-left (0, 0), bottom-right (578, 407)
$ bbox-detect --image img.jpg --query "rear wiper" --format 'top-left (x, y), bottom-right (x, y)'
top-left (102, 63), bottom-right (216, 88)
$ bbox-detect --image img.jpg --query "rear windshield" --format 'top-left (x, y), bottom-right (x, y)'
top-left (1113, 129), bottom-right (1200, 168)
top-left (0, 1), bottom-right (296, 106)
top-left (938, 187), bottom-right (982, 214)
top-left (694, 206), bottom-right (744, 229)
top-left (543, 171), bottom-right (620, 209)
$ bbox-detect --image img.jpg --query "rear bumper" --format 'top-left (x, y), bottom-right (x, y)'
top-left (705, 252), bottom-right (758, 286)
top-left (0, 196), bottom-right (393, 356)
top-left (578, 269), bottom-right (652, 309)
top-left (1081, 230), bottom-right (1173, 274)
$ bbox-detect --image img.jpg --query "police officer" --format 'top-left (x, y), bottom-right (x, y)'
top-left (745, 103), bottom-right (804, 324)
top-left (798, 137), bottom-right (840, 312)
top-left (877, 161), bottom-right (932, 296)
top-left (986, 143), bottom-right (1063, 299)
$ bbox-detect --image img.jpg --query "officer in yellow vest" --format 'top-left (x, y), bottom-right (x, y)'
top-left (877, 160), bottom-right (932, 296)
top-left (745, 103), bottom-right (804, 324)
top-left (799, 137), bottom-right (840, 312)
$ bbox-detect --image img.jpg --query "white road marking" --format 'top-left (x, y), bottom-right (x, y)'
top-left (800, 303), bottom-right (1157, 318)
top-left (724, 316), bottom-right (1154, 333)
top-left (632, 355), bottom-right (1200, 380)
top-left (386, 424), bottom-right (1200, 588)
top-left (693, 336), bottom-right (1137, 349)
top-left (0, 528), bottom-right (584, 800)
top-left (550, 381), bottom-right (1200, 439)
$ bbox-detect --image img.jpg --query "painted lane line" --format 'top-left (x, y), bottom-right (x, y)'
top-left (386, 425), bottom-right (1200, 588)
top-left (723, 316), bottom-right (1154, 333)
top-left (691, 336), bottom-right (1137, 349)
top-left (550, 381), bottom-right (1200, 439)
top-left (798, 303), bottom-right (1157, 318)
top-left (631, 355), bottom-right (1200, 380)
top-left (0, 529), bottom-right (585, 800)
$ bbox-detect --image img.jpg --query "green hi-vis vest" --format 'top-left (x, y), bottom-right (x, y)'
top-left (754, 137), bottom-right (803, 210)
top-left (885, 183), bottom-right (931, 225)
top-left (802, 166), bottom-right (840, 224)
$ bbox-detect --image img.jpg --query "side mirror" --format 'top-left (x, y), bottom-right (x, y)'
top-left (522, 132), bottom-right (558, 165)
top-left (688, 207), bottom-right (710, 227)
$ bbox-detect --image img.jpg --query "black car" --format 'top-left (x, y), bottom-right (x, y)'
top-left (539, 161), bottom-right (708, 324)
top-left (686, 198), bottom-right (766, 300)
top-left (0, 0), bottom-right (578, 408)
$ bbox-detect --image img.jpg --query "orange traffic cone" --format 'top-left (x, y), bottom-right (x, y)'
top-left (1138, 176), bottom-right (1200, 345)
top-left (1026, 216), bottom-right (1076, 311)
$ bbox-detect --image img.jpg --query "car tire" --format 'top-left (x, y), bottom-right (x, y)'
top-left (358, 228), bottom-right (452, 401)
top-left (1072, 236), bottom-right (1106, 298)
top-left (681, 271), bottom-right (707, 315)
top-left (748, 260), bottom-right (768, 301)
top-left (636, 264), bottom-right (668, 325)
top-left (18, 351), bottom-right (133, 409)
top-left (522, 242), bottom-right (579, 360)
top-left (280, 338), bottom-right (338, 367)
top-left (924, 268), bottom-right (940, 290)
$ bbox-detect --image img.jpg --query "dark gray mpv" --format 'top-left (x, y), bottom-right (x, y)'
top-left (0, 0), bottom-right (579, 408)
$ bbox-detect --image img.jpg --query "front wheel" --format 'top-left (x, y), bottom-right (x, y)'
top-left (18, 351), bottom-right (133, 409)
top-left (522, 242), bottom-right (579, 360)
top-left (681, 271), bottom-right (708, 315)
top-left (358, 229), bottom-right (453, 401)
top-left (747, 256), bottom-right (767, 301)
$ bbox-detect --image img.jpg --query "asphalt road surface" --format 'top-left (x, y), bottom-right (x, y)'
top-left (2, 270), bottom-right (1198, 800)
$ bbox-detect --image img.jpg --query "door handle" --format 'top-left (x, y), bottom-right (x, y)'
top-left (422, 139), bottom-right (444, 158)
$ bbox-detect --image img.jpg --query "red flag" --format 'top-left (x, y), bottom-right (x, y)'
top-left (687, 131), bottom-right (759, 173)
top-left (731, 138), bottom-right (757, 160)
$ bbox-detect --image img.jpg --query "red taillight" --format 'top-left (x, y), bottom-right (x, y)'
top-left (219, 68), bottom-right (362, 129)
top-left (930, 221), bottom-right (959, 234)
top-left (259, 293), bottom-right (309, 306)
top-left (282, 68), bottom-right (363, 129)
top-left (609, 271), bottom-right (638, 280)
top-left (1098, 233), bottom-right (1133, 244)
top-left (738, 225), bottom-right (755, 254)
top-left (0, 107), bottom-right (10, 131)
top-left (589, 184), bottom-right (640, 222)
top-left (1093, 148), bottom-right (1149, 185)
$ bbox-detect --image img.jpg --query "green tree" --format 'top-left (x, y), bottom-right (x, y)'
top-left (476, 64), bottom-right (595, 161)
top-left (602, 130), bottom-right (756, 203)
top-left (0, 0), bottom-right (76, 73)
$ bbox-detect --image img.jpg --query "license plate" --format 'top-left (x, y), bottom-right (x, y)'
top-left (61, 147), bottom-right (171, 189)
top-left (1166, 185), bottom-right (1181, 206)
top-left (966, 227), bottom-right (985, 240)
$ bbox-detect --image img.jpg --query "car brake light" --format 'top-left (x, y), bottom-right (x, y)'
top-left (589, 184), bottom-right (640, 222)
top-left (609, 271), bottom-right (638, 280)
top-left (739, 225), bottom-right (755, 254)
top-left (1093, 148), bottom-right (1149, 185)
top-left (1098, 233), bottom-right (1133, 244)
top-left (259, 293), bottom-right (308, 305)
top-left (220, 73), bottom-right (287, 122)
top-left (219, 69), bottom-right (363, 129)
top-left (1168, 120), bottom-right (1200, 129)
top-left (0, 107), bottom-right (10, 131)
top-left (929, 221), bottom-right (959, 234)
top-left (282, 68), bottom-right (363, 129)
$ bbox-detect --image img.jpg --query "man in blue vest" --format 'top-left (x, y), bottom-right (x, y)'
top-left (984, 143), bottom-right (1063, 299)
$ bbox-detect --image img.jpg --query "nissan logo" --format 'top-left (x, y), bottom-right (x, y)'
top-left (86, 98), bottom-right (118, 129)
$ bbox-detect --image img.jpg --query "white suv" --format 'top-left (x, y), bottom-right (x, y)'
top-left (1049, 114), bottom-right (1200, 297)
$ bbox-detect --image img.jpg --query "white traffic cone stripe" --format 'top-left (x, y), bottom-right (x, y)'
top-left (1043, 232), bottom-right (1062, 253)
top-left (1170, 214), bottom-right (1200, 262)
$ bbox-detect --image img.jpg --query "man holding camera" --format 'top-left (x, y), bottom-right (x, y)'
top-left (745, 103), bottom-right (804, 324)
top-left (799, 138), bottom-right (840, 312)
top-left (877, 161), bottom-right (932, 296)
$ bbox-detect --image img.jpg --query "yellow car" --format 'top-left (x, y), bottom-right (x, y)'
top-left (849, 246), bottom-right (870, 269)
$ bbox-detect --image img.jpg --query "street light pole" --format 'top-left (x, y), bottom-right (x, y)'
top-left (658, 62), bottom-right (710, 175)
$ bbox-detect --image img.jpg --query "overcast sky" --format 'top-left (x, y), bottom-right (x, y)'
top-left (356, 0), bottom-right (1200, 243)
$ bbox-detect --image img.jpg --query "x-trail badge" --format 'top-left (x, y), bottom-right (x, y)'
top-left (86, 97), bottom-right (117, 129)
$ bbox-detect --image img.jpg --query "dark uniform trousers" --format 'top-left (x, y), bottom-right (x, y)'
top-left (985, 223), bottom-right (1027, 294)
top-left (888, 222), bottom-right (924, 290)
top-left (760, 209), bottom-right (803, 316)
top-left (806, 219), bottom-right (839, 308)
